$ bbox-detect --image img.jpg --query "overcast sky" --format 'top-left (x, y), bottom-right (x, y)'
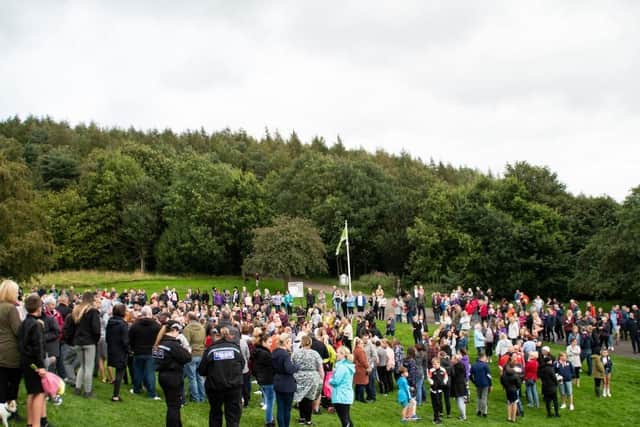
top-left (1, 1), bottom-right (639, 201)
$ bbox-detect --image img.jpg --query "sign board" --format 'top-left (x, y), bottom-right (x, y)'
top-left (339, 274), bottom-right (348, 286)
top-left (287, 281), bottom-right (304, 298)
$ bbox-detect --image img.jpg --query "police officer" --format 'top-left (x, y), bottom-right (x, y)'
top-left (153, 320), bottom-right (192, 427)
top-left (198, 327), bottom-right (244, 427)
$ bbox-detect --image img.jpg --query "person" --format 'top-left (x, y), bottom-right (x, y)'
top-left (272, 333), bottom-right (298, 427)
top-left (183, 312), bottom-right (206, 403)
top-left (470, 354), bottom-right (491, 417)
top-left (330, 345), bottom-right (355, 427)
top-left (199, 327), bottom-right (244, 427)
top-left (362, 334), bottom-right (378, 402)
top-left (397, 366), bottom-right (417, 422)
top-left (428, 357), bottom-right (448, 425)
top-left (129, 306), bottom-right (162, 400)
top-left (566, 339), bottom-right (582, 388)
top-left (524, 351), bottom-right (539, 408)
top-left (473, 323), bottom-right (485, 358)
top-left (292, 335), bottom-right (323, 426)
top-left (554, 352), bottom-right (574, 411)
top-left (592, 349), bottom-right (605, 397)
top-left (539, 356), bottom-right (560, 418)
top-left (601, 348), bottom-right (613, 397)
top-left (0, 280), bottom-right (22, 422)
top-left (106, 303), bottom-right (129, 402)
top-left (353, 338), bottom-right (369, 403)
top-left (502, 354), bottom-right (523, 423)
top-left (18, 293), bottom-right (53, 427)
top-left (253, 333), bottom-right (275, 427)
top-left (451, 354), bottom-right (467, 420)
top-left (71, 291), bottom-right (101, 398)
top-left (154, 320), bottom-right (192, 427)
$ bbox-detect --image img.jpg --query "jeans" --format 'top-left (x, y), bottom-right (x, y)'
top-left (75, 344), bottom-right (96, 393)
top-left (581, 350), bottom-right (592, 375)
top-left (133, 354), bottom-right (157, 397)
top-left (366, 370), bottom-right (376, 401)
top-left (456, 396), bottom-right (466, 419)
top-left (261, 384), bottom-right (275, 424)
top-left (525, 379), bottom-right (539, 407)
top-left (62, 344), bottom-right (79, 382)
top-left (276, 391), bottom-right (294, 427)
top-left (476, 386), bottom-right (489, 415)
top-left (415, 376), bottom-right (424, 405)
top-left (185, 356), bottom-right (205, 402)
top-left (355, 384), bottom-right (367, 402)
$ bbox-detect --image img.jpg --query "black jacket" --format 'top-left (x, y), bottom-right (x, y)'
top-left (74, 308), bottom-right (101, 346)
top-left (43, 314), bottom-right (60, 357)
top-left (451, 362), bottom-right (467, 398)
top-left (106, 315), bottom-right (129, 369)
top-left (129, 317), bottom-right (161, 356)
top-left (252, 344), bottom-right (274, 385)
top-left (272, 347), bottom-right (298, 393)
top-left (539, 363), bottom-right (558, 396)
top-left (154, 336), bottom-right (191, 373)
top-left (198, 338), bottom-right (244, 391)
top-left (18, 315), bottom-right (45, 369)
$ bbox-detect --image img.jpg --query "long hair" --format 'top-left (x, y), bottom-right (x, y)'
top-left (154, 325), bottom-right (168, 348)
top-left (72, 291), bottom-right (95, 323)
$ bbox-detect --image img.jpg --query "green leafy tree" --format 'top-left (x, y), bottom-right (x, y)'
top-left (242, 216), bottom-right (328, 288)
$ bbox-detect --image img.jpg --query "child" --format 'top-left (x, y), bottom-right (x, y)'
top-left (601, 349), bottom-right (613, 397)
top-left (397, 366), bottom-right (418, 422)
top-left (428, 357), bottom-right (448, 424)
top-left (18, 294), bottom-right (52, 427)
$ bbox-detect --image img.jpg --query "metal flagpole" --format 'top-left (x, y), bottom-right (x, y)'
top-left (345, 220), bottom-right (352, 294)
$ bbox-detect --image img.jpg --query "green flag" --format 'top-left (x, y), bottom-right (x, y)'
top-left (336, 224), bottom-right (348, 256)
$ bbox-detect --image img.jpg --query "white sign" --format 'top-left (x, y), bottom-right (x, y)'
top-left (288, 282), bottom-right (304, 298)
top-left (339, 274), bottom-right (348, 286)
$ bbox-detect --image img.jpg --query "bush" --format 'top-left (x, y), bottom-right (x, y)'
top-left (354, 272), bottom-right (398, 294)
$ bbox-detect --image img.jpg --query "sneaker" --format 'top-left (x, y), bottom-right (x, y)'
top-left (254, 390), bottom-right (263, 395)
top-left (261, 403), bottom-right (267, 410)
top-left (569, 404), bottom-right (574, 411)
top-left (410, 415), bottom-right (421, 420)
top-left (52, 396), bottom-right (63, 406)
top-left (560, 404), bottom-right (566, 409)
top-left (152, 396), bottom-right (162, 401)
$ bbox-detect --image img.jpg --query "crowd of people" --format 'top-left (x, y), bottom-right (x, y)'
top-left (0, 278), bottom-right (638, 427)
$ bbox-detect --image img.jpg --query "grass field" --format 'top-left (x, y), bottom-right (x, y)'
top-left (20, 272), bottom-right (640, 427)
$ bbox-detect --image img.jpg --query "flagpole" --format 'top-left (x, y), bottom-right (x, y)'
top-left (345, 220), bottom-right (352, 294)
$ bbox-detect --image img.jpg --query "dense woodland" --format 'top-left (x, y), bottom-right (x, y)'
top-left (0, 116), bottom-right (638, 299)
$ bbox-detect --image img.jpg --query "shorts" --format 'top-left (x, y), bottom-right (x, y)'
top-left (559, 382), bottom-right (572, 396)
top-left (506, 390), bottom-right (519, 404)
top-left (23, 367), bottom-right (44, 395)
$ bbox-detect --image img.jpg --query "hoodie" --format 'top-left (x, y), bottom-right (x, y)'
top-left (330, 358), bottom-right (355, 405)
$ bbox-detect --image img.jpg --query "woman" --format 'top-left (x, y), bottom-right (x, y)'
top-left (0, 280), bottom-right (21, 420)
top-left (72, 291), bottom-right (101, 397)
top-left (502, 354), bottom-right (523, 423)
top-left (353, 338), bottom-right (369, 403)
top-left (106, 303), bottom-right (129, 402)
top-left (272, 333), bottom-right (298, 427)
top-left (330, 345), bottom-right (355, 427)
top-left (451, 354), bottom-right (467, 420)
top-left (566, 338), bottom-right (582, 388)
top-left (524, 351), bottom-right (539, 408)
top-left (253, 333), bottom-right (275, 427)
top-left (292, 335), bottom-right (323, 426)
top-left (154, 321), bottom-right (191, 427)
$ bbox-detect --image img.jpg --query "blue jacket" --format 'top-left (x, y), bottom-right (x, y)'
top-left (470, 360), bottom-right (492, 388)
top-left (474, 329), bottom-right (486, 348)
top-left (397, 375), bottom-right (411, 404)
top-left (330, 359), bottom-right (355, 404)
top-left (554, 360), bottom-right (573, 382)
top-left (272, 347), bottom-right (298, 393)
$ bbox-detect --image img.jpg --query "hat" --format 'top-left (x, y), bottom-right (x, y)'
top-left (542, 346), bottom-right (550, 353)
top-left (167, 320), bottom-right (182, 332)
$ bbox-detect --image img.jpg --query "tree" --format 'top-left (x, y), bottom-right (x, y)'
top-left (243, 216), bottom-right (328, 288)
top-left (0, 154), bottom-right (53, 280)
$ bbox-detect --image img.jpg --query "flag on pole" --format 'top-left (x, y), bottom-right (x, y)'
top-left (335, 224), bottom-right (348, 256)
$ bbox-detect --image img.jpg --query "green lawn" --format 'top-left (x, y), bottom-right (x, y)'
top-left (24, 272), bottom-right (640, 426)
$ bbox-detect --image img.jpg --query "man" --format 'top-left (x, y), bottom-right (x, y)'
top-left (183, 312), bottom-right (206, 402)
top-left (239, 325), bottom-right (252, 408)
top-left (128, 306), bottom-right (161, 399)
top-left (362, 334), bottom-right (379, 402)
top-left (356, 291), bottom-right (366, 314)
top-left (470, 354), bottom-right (492, 417)
top-left (625, 312), bottom-right (639, 353)
top-left (217, 309), bottom-right (240, 344)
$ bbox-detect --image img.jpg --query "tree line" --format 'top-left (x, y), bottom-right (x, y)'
top-left (0, 116), bottom-right (637, 299)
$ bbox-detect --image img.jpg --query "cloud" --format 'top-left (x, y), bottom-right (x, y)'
top-left (1, 0), bottom-right (638, 200)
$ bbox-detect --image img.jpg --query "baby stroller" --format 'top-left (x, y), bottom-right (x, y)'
top-left (320, 371), bottom-right (335, 413)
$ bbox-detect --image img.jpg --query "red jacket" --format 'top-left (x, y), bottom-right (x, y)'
top-left (524, 359), bottom-right (538, 381)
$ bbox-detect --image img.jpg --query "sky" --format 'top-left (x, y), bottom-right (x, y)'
top-left (1, 1), bottom-right (639, 201)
